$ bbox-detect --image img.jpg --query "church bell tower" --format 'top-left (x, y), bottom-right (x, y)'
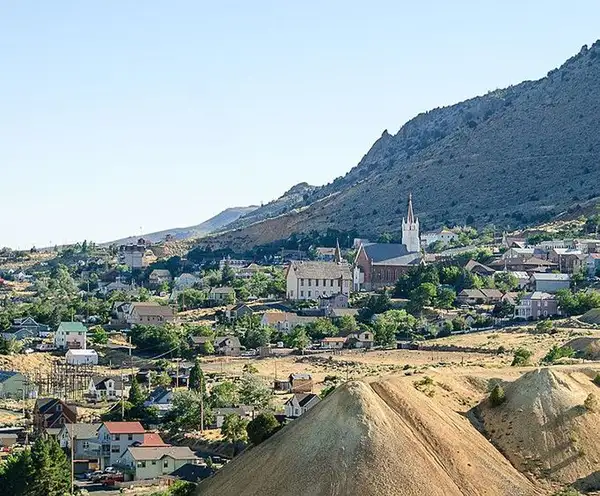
top-left (401, 193), bottom-right (420, 253)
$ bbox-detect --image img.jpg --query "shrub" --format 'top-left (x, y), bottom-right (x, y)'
top-left (594, 373), bottom-right (600, 387)
top-left (246, 413), bottom-right (280, 446)
top-left (489, 384), bottom-right (506, 407)
top-left (535, 319), bottom-right (554, 333)
top-left (543, 345), bottom-right (575, 364)
top-left (584, 393), bottom-right (598, 412)
top-left (511, 347), bottom-right (533, 366)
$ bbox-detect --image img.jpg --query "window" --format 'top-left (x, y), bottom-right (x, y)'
top-left (308, 279), bottom-right (312, 286)
top-left (300, 279), bottom-right (304, 286)
top-left (152, 460), bottom-right (157, 465)
top-left (323, 279), bottom-right (326, 286)
top-left (82, 441), bottom-right (89, 449)
top-left (330, 279), bottom-right (334, 286)
top-left (137, 461), bottom-right (146, 468)
top-left (163, 459), bottom-right (169, 468)
top-left (111, 445), bottom-right (120, 453)
top-left (308, 291), bottom-right (311, 297)
top-left (300, 291), bottom-right (304, 297)
top-left (128, 433), bottom-right (133, 441)
top-left (114, 434), bottom-right (120, 441)
top-left (315, 279), bottom-right (319, 286)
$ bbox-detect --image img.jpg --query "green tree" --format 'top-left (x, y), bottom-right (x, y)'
top-left (287, 326), bottom-right (311, 351)
top-left (373, 319), bottom-right (396, 347)
top-left (150, 370), bottom-right (172, 388)
top-left (0, 449), bottom-right (31, 495)
top-left (202, 340), bottom-right (215, 354)
top-left (128, 376), bottom-right (146, 405)
top-left (408, 282), bottom-right (437, 314)
top-left (246, 412), bottom-right (280, 446)
top-left (166, 390), bottom-right (210, 432)
top-left (239, 374), bottom-right (272, 410)
top-left (358, 292), bottom-right (391, 321)
top-left (90, 326), bottom-right (108, 344)
top-left (584, 393), bottom-right (598, 412)
top-left (188, 358), bottom-right (206, 394)
top-left (336, 315), bottom-right (358, 335)
top-left (543, 345), bottom-right (575, 364)
top-left (435, 287), bottom-right (456, 309)
top-left (243, 326), bottom-right (271, 349)
top-left (535, 319), bottom-right (555, 333)
top-left (221, 414), bottom-right (248, 454)
top-left (306, 318), bottom-right (338, 340)
top-left (27, 437), bottom-right (70, 496)
top-left (210, 380), bottom-right (240, 408)
top-left (493, 272), bottom-right (519, 292)
top-left (511, 347), bottom-right (533, 366)
top-left (221, 262), bottom-right (236, 285)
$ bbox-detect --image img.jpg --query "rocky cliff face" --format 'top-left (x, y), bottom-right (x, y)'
top-left (207, 42), bottom-right (600, 250)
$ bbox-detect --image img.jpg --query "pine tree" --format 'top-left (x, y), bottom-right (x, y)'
top-left (189, 358), bottom-right (206, 394)
top-left (128, 376), bottom-right (145, 406)
top-left (0, 449), bottom-right (31, 495)
top-left (27, 437), bottom-right (70, 496)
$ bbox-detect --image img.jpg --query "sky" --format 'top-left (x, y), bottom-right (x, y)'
top-left (1, 1), bottom-right (600, 249)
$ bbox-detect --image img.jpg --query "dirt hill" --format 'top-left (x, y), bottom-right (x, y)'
top-left (480, 368), bottom-right (600, 490)
top-left (203, 41), bottom-right (600, 250)
top-left (197, 379), bottom-right (539, 496)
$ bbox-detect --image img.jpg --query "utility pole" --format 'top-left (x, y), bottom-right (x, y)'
top-left (176, 360), bottom-right (180, 389)
top-left (120, 370), bottom-right (125, 420)
top-left (200, 372), bottom-right (204, 433)
top-left (70, 427), bottom-right (75, 495)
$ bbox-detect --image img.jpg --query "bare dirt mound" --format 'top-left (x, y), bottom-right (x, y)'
top-left (580, 308), bottom-right (600, 325)
top-left (565, 336), bottom-right (600, 359)
top-left (197, 378), bottom-right (539, 496)
top-left (480, 367), bottom-right (600, 490)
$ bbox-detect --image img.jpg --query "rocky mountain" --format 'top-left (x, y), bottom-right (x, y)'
top-left (108, 206), bottom-right (258, 245)
top-left (205, 41), bottom-right (600, 250)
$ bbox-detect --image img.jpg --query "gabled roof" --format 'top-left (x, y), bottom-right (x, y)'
top-left (214, 336), bottom-right (241, 348)
top-left (147, 386), bottom-right (172, 404)
top-left (127, 446), bottom-right (197, 461)
top-left (139, 432), bottom-right (168, 447)
top-left (285, 393), bottom-right (320, 408)
top-left (66, 349), bottom-right (98, 356)
top-left (329, 308), bottom-right (359, 318)
top-left (130, 302), bottom-right (174, 318)
top-left (287, 261), bottom-right (352, 280)
top-left (58, 322), bottom-right (87, 333)
top-left (190, 335), bottom-right (213, 345)
top-left (361, 243), bottom-right (410, 263)
top-left (321, 337), bottom-right (347, 343)
top-left (464, 259), bottom-right (495, 275)
top-left (102, 421), bottom-right (145, 434)
top-left (0, 371), bottom-right (19, 383)
top-left (290, 373), bottom-right (312, 381)
top-left (520, 291), bottom-right (556, 301)
top-left (530, 273), bottom-right (571, 281)
top-left (150, 269), bottom-right (172, 277)
top-left (92, 376), bottom-right (124, 390)
top-left (210, 286), bottom-right (235, 294)
top-left (479, 289), bottom-right (503, 298)
top-left (63, 423), bottom-right (100, 440)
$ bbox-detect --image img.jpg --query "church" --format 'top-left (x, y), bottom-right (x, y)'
top-left (353, 194), bottom-right (423, 291)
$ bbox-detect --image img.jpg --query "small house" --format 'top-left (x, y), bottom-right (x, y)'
top-left (143, 387), bottom-right (174, 417)
top-left (529, 273), bottom-right (571, 293)
top-left (88, 376), bottom-right (127, 402)
top-left (208, 287), bottom-right (236, 303)
top-left (97, 421), bottom-right (146, 469)
top-left (345, 330), bottom-right (374, 349)
top-left (214, 336), bottom-right (241, 356)
top-left (514, 292), bottom-right (560, 320)
top-left (289, 373), bottom-right (313, 393)
top-left (66, 349), bottom-right (98, 365)
top-left (34, 398), bottom-right (77, 435)
top-left (284, 393), bottom-right (320, 418)
top-left (320, 337), bottom-right (346, 350)
top-left (0, 371), bottom-right (33, 399)
top-left (118, 446), bottom-right (201, 481)
top-left (149, 269), bottom-right (173, 288)
top-left (54, 322), bottom-right (88, 350)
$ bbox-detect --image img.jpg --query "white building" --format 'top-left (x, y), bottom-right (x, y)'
top-left (284, 393), bottom-right (320, 418)
top-left (54, 322), bottom-right (88, 350)
top-left (401, 193), bottom-right (420, 253)
top-left (66, 349), bottom-right (98, 365)
top-left (88, 376), bottom-right (127, 402)
top-left (97, 421), bottom-right (146, 469)
top-left (285, 261), bottom-right (352, 301)
top-left (421, 228), bottom-right (458, 247)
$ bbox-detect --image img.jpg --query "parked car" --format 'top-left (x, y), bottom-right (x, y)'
top-left (89, 471), bottom-right (104, 482)
top-left (102, 473), bottom-right (124, 486)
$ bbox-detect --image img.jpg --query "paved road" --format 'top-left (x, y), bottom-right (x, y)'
top-left (75, 480), bottom-right (120, 495)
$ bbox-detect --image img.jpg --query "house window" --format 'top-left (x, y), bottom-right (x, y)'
top-left (323, 279), bottom-right (326, 286)
top-left (330, 279), bottom-right (334, 286)
top-left (152, 460), bottom-right (156, 465)
top-left (137, 461), bottom-right (146, 468)
top-left (315, 279), bottom-right (319, 286)
top-left (308, 291), bottom-right (311, 297)
top-left (308, 279), bottom-right (312, 286)
top-left (300, 291), bottom-right (304, 297)
top-left (128, 434), bottom-right (133, 441)
top-left (300, 279), bottom-right (304, 286)
top-left (114, 434), bottom-right (120, 441)
top-left (111, 445), bottom-right (120, 453)
top-left (163, 459), bottom-right (169, 468)
top-left (82, 441), bottom-right (89, 449)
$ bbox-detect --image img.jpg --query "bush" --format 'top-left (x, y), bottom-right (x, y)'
top-left (489, 384), bottom-right (506, 407)
top-left (246, 413), bottom-right (280, 446)
top-left (511, 347), bottom-right (533, 366)
top-left (593, 373), bottom-right (600, 387)
top-left (535, 319), bottom-right (554, 333)
top-left (543, 345), bottom-right (575, 364)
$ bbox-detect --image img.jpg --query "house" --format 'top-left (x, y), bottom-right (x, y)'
top-left (9, 317), bottom-right (50, 338)
top-left (226, 303), bottom-right (254, 321)
top-left (318, 292), bottom-right (349, 309)
top-left (514, 292), bottom-right (560, 320)
top-left (320, 337), bottom-right (346, 350)
top-left (488, 257), bottom-right (557, 273)
top-left (345, 330), bottom-right (374, 349)
top-left (329, 308), bottom-right (360, 319)
top-left (464, 259), bottom-right (496, 277)
top-left (549, 248), bottom-right (585, 273)
top-left (118, 240), bottom-right (150, 270)
top-left (127, 302), bottom-right (174, 325)
top-left (214, 336), bottom-right (241, 356)
top-left (149, 269), bottom-right (173, 288)
top-left (54, 321), bottom-right (88, 350)
top-left (502, 292), bottom-right (520, 305)
top-left (34, 398), bottom-right (77, 435)
top-left (58, 423), bottom-right (101, 472)
top-left (134, 432), bottom-right (169, 447)
top-left (285, 261), bottom-right (352, 301)
top-left (421, 228), bottom-right (458, 247)
top-left (189, 336), bottom-right (215, 353)
top-left (509, 271), bottom-right (530, 289)
top-left (208, 287), bottom-right (236, 304)
top-left (118, 446), bottom-right (201, 481)
top-left (66, 348), bottom-right (98, 365)
top-left (479, 289), bottom-right (504, 304)
top-left (98, 279), bottom-right (132, 297)
top-left (97, 421), bottom-right (146, 469)
top-left (530, 273), bottom-right (571, 293)
top-left (0, 371), bottom-right (32, 399)
top-left (88, 376), bottom-right (127, 402)
top-left (236, 263), bottom-right (263, 280)
top-left (0, 433), bottom-right (18, 448)
top-left (586, 253), bottom-right (600, 277)
top-left (502, 247), bottom-right (535, 259)
top-left (213, 406), bottom-right (254, 428)
top-left (284, 393), bottom-right (320, 418)
top-left (313, 247), bottom-right (337, 261)
top-left (457, 289), bottom-right (487, 305)
top-left (173, 273), bottom-right (201, 292)
top-left (289, 373), bottom-right (313, 393)
top-left (260, 311), bottom-right (318, 334)
top-left (143, 387), bottom-right (174, 417)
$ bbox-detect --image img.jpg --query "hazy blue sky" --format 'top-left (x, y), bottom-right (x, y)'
top-left (1, 1), bottom-right (599, 248)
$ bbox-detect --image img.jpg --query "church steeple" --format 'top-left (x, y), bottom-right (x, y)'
top-left (402, 193), bottom-right (420, 253)
top-left (334, 238), bottom-right (343, 263)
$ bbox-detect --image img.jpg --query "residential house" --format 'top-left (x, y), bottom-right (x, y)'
top-left (509, 271), bottom-right (530, 289)
top-left (586, 253), bottom-right (600, 277)
top-left (0, 433), bottom-right (18, 448)
top-left (54, 322), bottom-right (88, 350)
top-left (118, 446), bottom-right (200, 481)
top-left (88, 376), bottom-right (127, 402)
top-left (488, 257), bottom-right (557, 273)
top-left (260, 311), bottom-right (318, 334)
top-left (320, 337), bottom-right (346, 350)
top-left (289, 373), bottom-right (313, 393)
top-left (214, 336), bottom-right (241, 356)
top-left (208, 287), bottom-right (236, 304)
top-left (219, 257), bottom-right (251, 270)
top-left (226, 303), bottom-right (254, 321)
top-left (143, 387), bottom-right (174, 417)
top-left (574, 238), bottom-right (600, 254)
top-left (284, 393), bottom-right (320, 418)
top-left (286, 261), bottom-right (352, 301)
top-left (502, 292), bottom-right (520, 305)
top-left (189, 336), bottom-right (215, 353)
top-left (329, 308), bottom-right (360, 319)
top-left (149, 269), bottom-right (173, 288)
top-left (314, 247), bottom-right (337, 261)
top-left (236, 263), bottom-right (263, 280)
top-left (0, 371), bottom-right (32, 399)
top-left (345, 330), bottom-right (374, 349)
top-left (127, 302), bottom-right (174, 326)
top-left (66, 348), bottom-right (98, 365)
top-left (514, 292), bottom-right (560, 320)
top-left (318, 292), bottom-right (349, 309)
top-left (98, 279), bottom-right (132, 297)
top-left (530, 273), bottom-right (571, 293)
top-left (213, 406), bottom-right (254, 428)
top-left (549, 248), bottom-right (585, 273)
top-left (457, 289), bottom-right (490, 305)
top-left (9, 317), bottom-right (50, 338)
top-left (118, 240), bottom-right (149, 270)
top-left (464, 259), bottom-right (496, 277)
top-left (34, 398), bottom-right (77, 435)
top-left (58, 423), bottom-right (101, 472)
top-left (421, 228), bottom-right (458, 247)
top-left (502, 247), bottom-right (535, 259)
top-left (172, 273), bottom-right (201, 292)
top-left (97, 421), bottom-right (146, 469)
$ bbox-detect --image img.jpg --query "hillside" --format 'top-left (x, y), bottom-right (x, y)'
top-left (107, 206), bottom-right (258, 245)
top-left (480, 368), bottom-right (600, 490)
top-left (197, 379), bottom-right (539, 496)
top-left (203, 41), bottom-right (600, 250)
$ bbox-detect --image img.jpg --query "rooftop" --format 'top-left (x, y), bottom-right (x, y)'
top-left (287, 261), bottom-right (352, 280)
top-left (63, 423), bottom-right (100, 440)
top-left (58, 322), bottom-right (87, 333)
top-left (531, 273), bottom-right (571, 281)
top-left (127, 446), bottom-right (197, 461)
top-left (103, 421), bottom-right (145, 434)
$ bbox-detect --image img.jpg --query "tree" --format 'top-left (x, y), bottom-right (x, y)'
top-left (435, 287), bottom-right (456, 309)
top-left (128, 376), bottom-right (146, 405)
top-left (306, 318), bottom-right (338, 340)
top-left (166, 390), bottom-right (210, 432)
top-left (90, 326), bottom-right (108, 345)
top-left (336, 315), bottom-right (358, 335)
top-left (188, 358), bottom-right (206, 395)
top-left (373, 319), bottom-right (396, 348)
top-left (202, 340), bottom-right (215, 354)
top-left (243, 326), bottom-right (271, 349)
top-left (543, 345), bottom-right (575, 364)
top-left (246, 412), bottom-right (280, 445)
top-left (150, 370), bottom-right (172, 388)
top-left (0, 449), bottom-right (31, 495)
top-left (288, 326), bottom-right (310, 351)
top-left (243, 363), bottom-right (259, 374)
top-left (221, 414), bottom-right (248, 454)
top-left (358, 292), bottom-right (391, 321)
top-left (511, 347), bottom-right (533, 366)
top-left (239, 374), bottom-right (272, 409)
top-left (493, 272), bottom-right (519, 292)
top-left (408, 282), bottom-right (437, 314)
top-left (221, 262), bottom-right (235, 285)
top-left (27, 437), bottom-right (70, 496)
top-left (210, 380), bottom-right (240, 408)
top-left (535, 319), bottom-right (555, 334)
top-left (489, 384), bottom-right (506, 407)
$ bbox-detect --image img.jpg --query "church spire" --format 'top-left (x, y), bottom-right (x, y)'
top-left (406, 192), bottom-right (415, 224)
top-left (334, 238), bottom-right (342, 263)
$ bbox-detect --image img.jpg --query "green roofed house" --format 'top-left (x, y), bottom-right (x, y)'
top-left (54, 322), bottom-right (88, 350)
top-left (0, 371), bottom-right (33, 399)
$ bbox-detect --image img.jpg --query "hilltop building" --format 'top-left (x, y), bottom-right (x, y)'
top-left (354, 194), bottom-right (423, 290)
